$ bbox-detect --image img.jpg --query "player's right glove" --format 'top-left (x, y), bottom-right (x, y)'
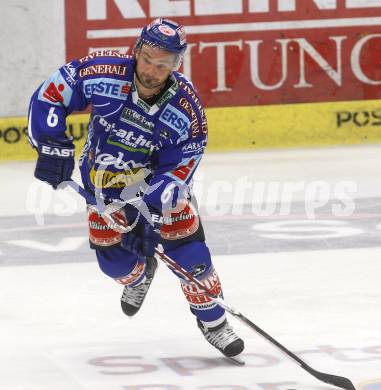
top-left (34, 137), bottom-right (75, 189)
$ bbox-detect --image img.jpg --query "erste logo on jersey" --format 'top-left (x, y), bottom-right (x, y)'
top-left (159, 103), bottom-right (189, 143)
top-left (83, 78), bottom-right (131, 101)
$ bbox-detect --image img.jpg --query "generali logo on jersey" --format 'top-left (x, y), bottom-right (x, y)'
top-left (65, 1), bottom-right (381, 107)
top-left (79, 64), bottom-right (127, 78)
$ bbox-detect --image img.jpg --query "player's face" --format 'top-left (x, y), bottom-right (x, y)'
top-left (135, 45), bottom-right (176, 89)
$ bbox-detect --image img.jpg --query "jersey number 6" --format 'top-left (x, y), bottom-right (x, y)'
top-left (47, 107), bottom-right (59, 128)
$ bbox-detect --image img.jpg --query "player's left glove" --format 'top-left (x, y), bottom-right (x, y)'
top-left (122, 210), bottom-right (161, 260)
top-left (34, 137), bottom-right (75, 189)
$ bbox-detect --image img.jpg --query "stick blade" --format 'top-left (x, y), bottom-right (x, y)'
top-left (309, 367), bottom-right (356, 390)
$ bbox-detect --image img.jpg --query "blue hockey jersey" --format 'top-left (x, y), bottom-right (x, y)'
top-left (28, 50), bottom-right (208, 211)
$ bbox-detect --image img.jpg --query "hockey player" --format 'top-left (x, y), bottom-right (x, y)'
top-left (28, 18), bottom-right (244, 358)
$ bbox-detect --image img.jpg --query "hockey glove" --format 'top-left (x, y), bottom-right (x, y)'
top-left (34, 138), bottom-right (75, 189)
top-left (122, 211), bottom-right (161, 260)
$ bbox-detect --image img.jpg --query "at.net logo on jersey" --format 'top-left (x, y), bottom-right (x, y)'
top-left (108, 128), bottom-right (156, 154)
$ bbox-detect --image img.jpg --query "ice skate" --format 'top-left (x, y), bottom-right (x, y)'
top-left (197, 319), bottom-right (245, 359)
top-left (120, 256), bottom-right (158, 316)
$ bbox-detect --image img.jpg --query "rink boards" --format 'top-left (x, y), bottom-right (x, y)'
top-left (1, 98), bottom-right (381, 160)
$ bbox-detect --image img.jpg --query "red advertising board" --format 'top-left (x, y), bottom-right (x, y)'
top-left (65, 1), bottom-right (381, 108)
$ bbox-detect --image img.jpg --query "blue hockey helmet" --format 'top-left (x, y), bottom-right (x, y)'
top-left (134, 18), bottom-right (187, 68)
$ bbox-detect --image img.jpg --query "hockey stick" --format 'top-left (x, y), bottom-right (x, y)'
top-left (65, 179), bottom-right (356, 390)
top-left (154, 249), bottom-right (356, 390)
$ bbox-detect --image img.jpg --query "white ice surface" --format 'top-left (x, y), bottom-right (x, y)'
top-left (1, 146), bottom-right (381, 389)
top-left (0, 248), bottom-right (380, 389)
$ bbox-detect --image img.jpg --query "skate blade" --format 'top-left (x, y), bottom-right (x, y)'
top-left (224, 355), bottom-right (245, 366)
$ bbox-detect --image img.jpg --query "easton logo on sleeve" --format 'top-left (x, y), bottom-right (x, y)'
top-left (40, 145), bottom-right (74, 158)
